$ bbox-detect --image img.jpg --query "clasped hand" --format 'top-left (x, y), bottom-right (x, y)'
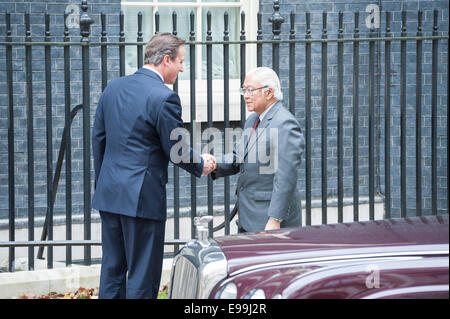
top-left (201, 154), bottom-right (217, 176)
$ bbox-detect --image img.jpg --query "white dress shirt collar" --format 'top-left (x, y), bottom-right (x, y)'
top-left (143, 65), bottom-right (164, 83)
top-left (258, 100), bottom-right (277, 122)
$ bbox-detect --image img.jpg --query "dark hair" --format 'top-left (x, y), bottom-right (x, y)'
top-left (144, 32), bottom-right (185, 66)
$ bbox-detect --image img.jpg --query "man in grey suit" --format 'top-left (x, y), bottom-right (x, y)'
top-left (211, 67), bottom-right (305, 232)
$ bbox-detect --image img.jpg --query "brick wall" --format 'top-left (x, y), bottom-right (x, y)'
top-left (0, 0), bottom-right (122, 221)
top-left (260, 0), bottom-right (448, 217)
top-left (0, 0), bottom-right (448, 223)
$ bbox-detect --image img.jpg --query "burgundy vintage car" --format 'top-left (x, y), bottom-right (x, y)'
top-left (169, 214), bottom-right (449, 299)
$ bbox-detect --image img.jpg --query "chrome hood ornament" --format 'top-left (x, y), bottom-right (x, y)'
top-left (194, 215), bottom-right (213, 246)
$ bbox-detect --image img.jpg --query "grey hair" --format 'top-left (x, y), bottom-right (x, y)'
top-left (246, 67), bottom-right (283, 100)
top-left (144, 32), bottom-right (185, 66)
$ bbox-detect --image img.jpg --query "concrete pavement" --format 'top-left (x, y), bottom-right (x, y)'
top-left (0, 258), bottom-right (173, 299)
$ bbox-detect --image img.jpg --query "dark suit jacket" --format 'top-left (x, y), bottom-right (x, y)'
top-left (92, 68), bottom-right (203, 221)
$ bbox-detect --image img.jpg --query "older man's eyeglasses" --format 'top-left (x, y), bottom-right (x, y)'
top-left (239, 86), bottom-right (268, 96)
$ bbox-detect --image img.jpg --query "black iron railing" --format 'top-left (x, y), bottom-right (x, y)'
top-left (0, 0), bottom-right (448, 272)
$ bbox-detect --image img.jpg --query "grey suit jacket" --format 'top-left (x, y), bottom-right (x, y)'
top-left (212, 101), bottom-right (305, 232)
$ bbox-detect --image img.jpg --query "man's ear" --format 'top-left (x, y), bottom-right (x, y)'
top-left (265, 88), bottom-right (274, 100)
top-left (163, 54), bottom-right (171, 66)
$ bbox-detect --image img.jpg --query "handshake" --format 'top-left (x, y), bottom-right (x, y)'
top-left (201, 154), bottom-right (217, 176)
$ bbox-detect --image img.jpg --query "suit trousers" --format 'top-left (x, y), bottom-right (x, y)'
top-left (99, 211), bottom-right (165, 299)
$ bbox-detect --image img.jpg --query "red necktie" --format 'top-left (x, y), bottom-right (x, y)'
top-left (250, 117), bottom-right (260, 139)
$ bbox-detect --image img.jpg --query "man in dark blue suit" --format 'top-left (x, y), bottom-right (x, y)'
top-left (92, 33), bottom-right (216, 299)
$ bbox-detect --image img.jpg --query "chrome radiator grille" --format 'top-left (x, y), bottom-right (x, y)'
top-left (169, 239), bottom-right (228, 299)
top-left (170, 256), bottom-right (198, 299)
